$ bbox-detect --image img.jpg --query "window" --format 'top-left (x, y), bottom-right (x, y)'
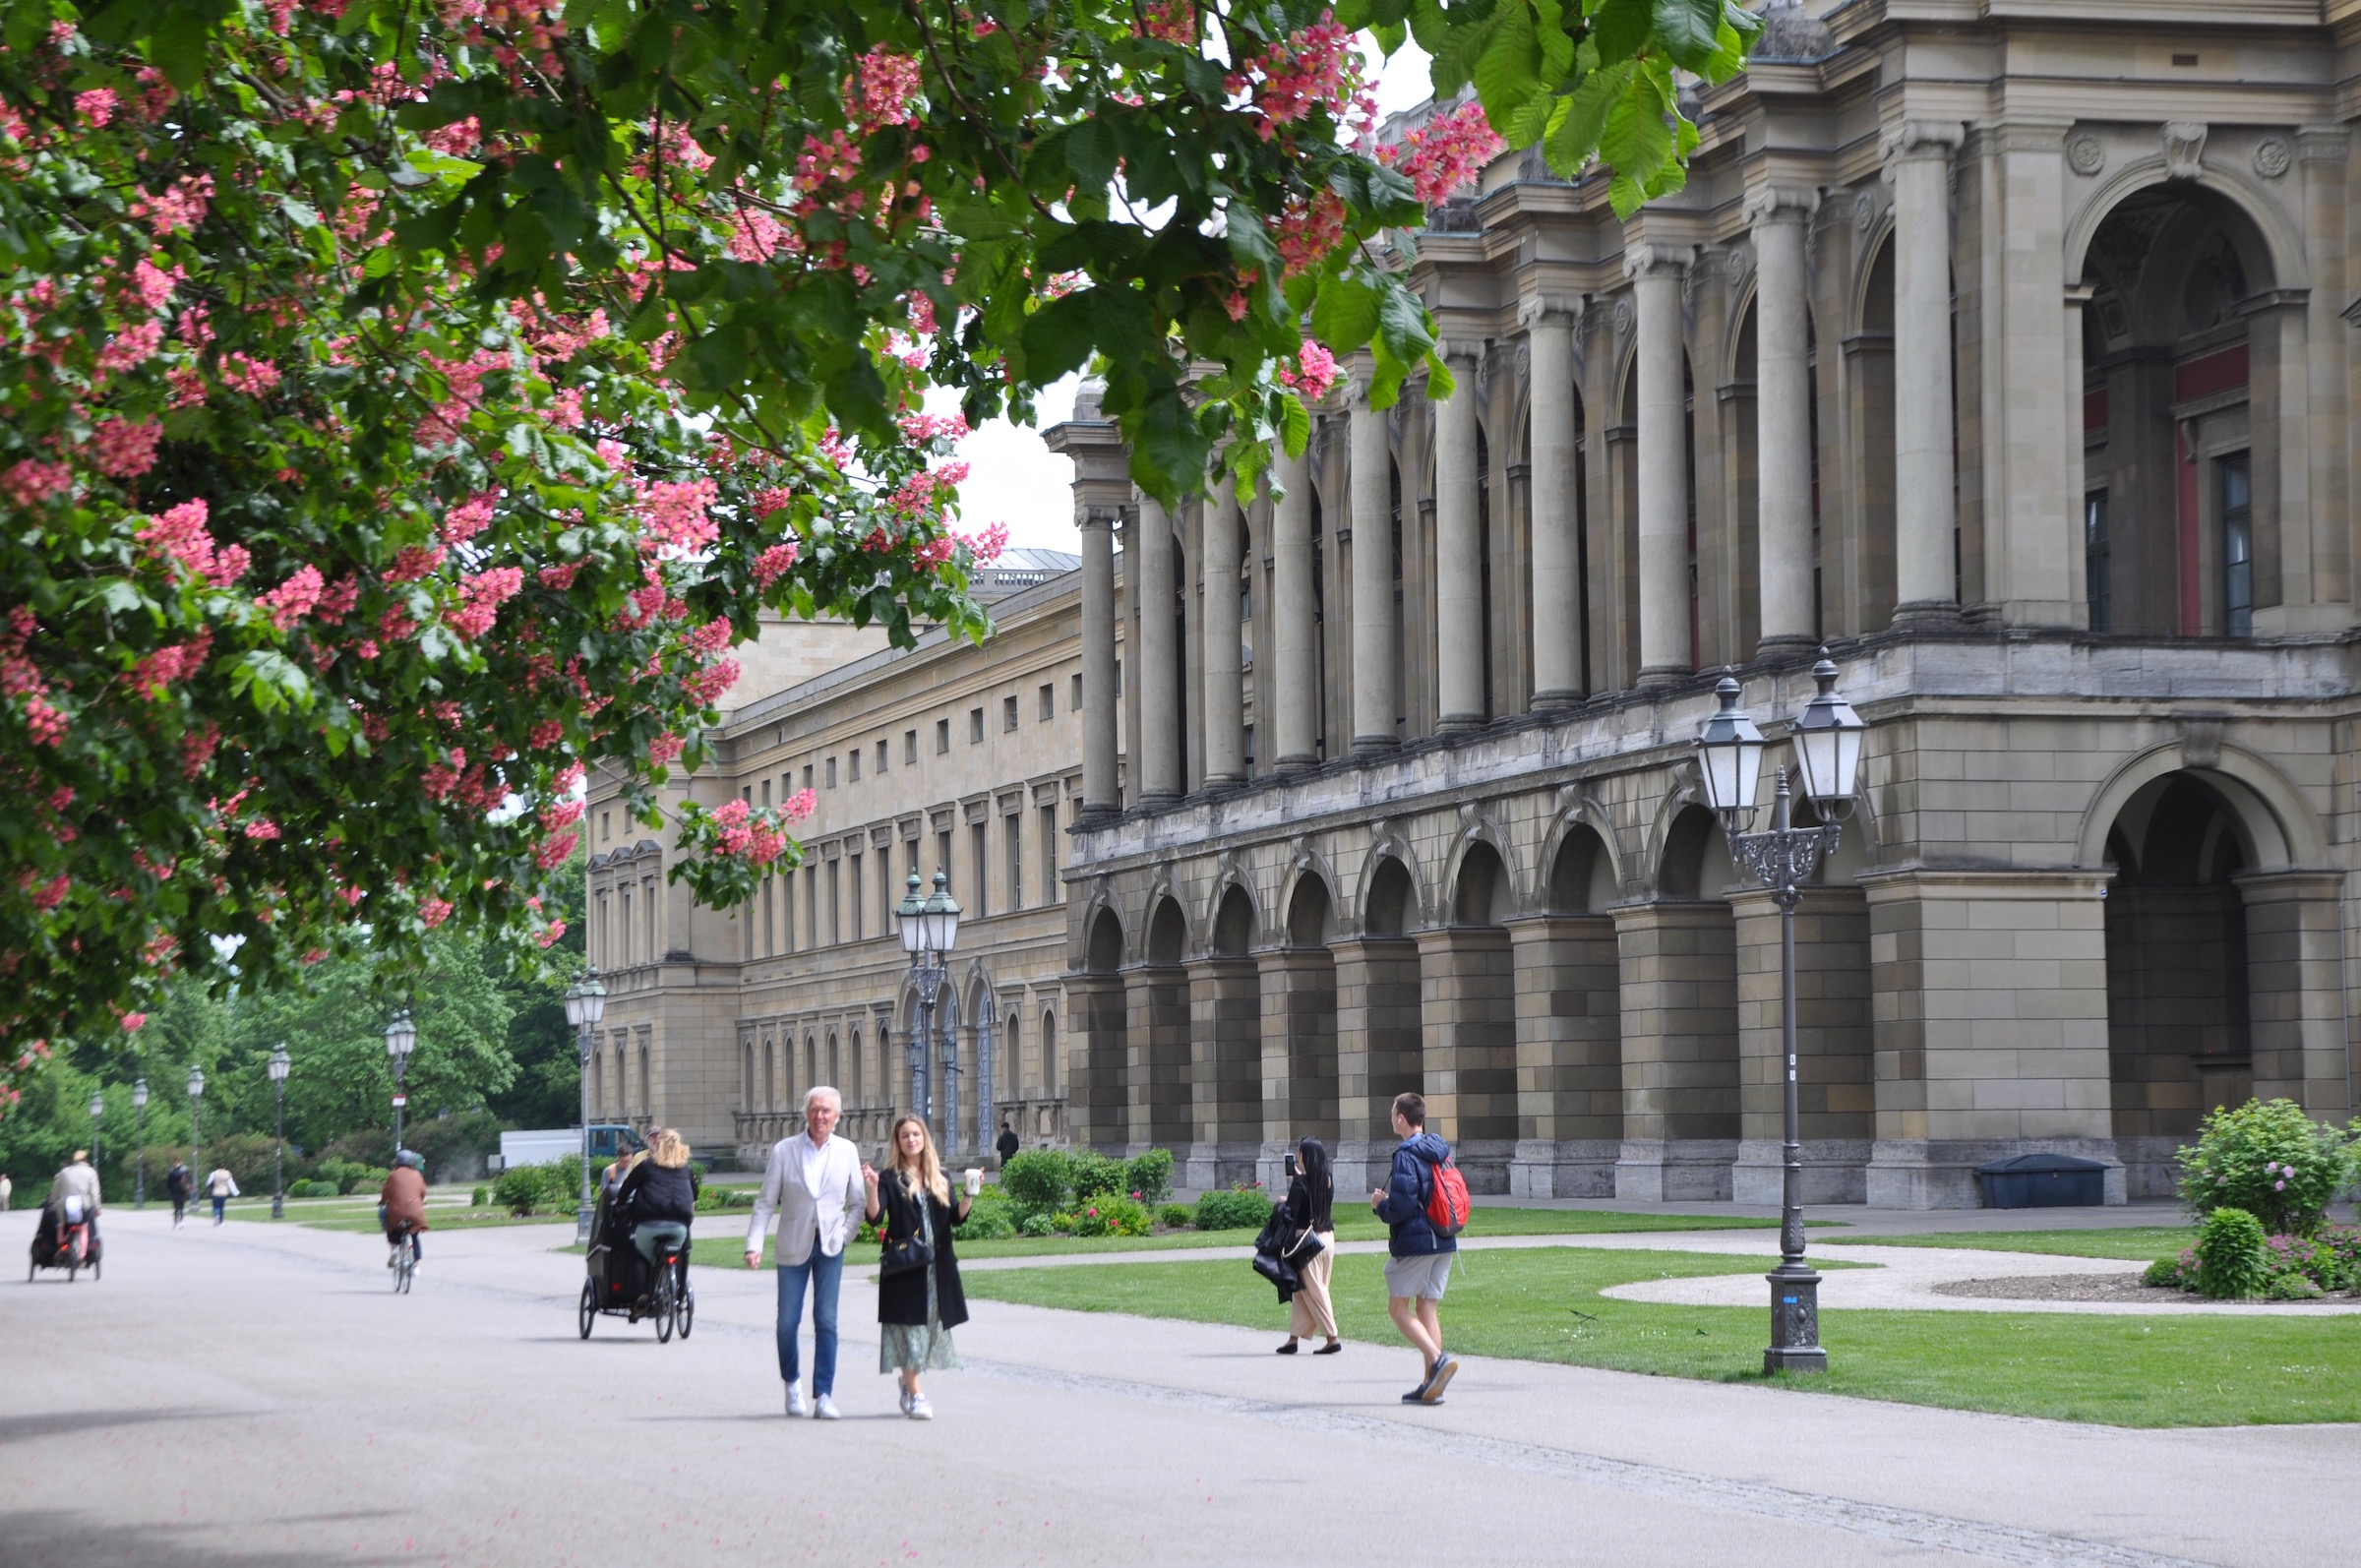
top-left (968, 706), bottom-right (984, 744)
top-left (1002, 694), bottom-right (1019, 732)
top-left (1006, 814), bottom-right (1022, 910)
top-left (1070, 672), bottom-right (1083, 711)
top-left (600, 810), bottom-right (611, 843)
top-left (935, 718), bottom-right (950, 754)
top-left (2085, 492), bottom-right (2111, 633)
top-left (2220, 454), bottom-right (2253, 636)
top-left (1244, 723), bottom-right (1255, 777)
top-left (826, 859), bottom-right (840, 944)
top-left (848, 748), bottom-right (861, 781)
top-left (877, 739), bottom-right (888, 773)
top-left (850, 852), bottom-right (864, 940)
top-left (905, 729), bottom-right (918, 764)
top-left (938, 829), bottom-right (953, 893)
top-left (761, 876), bottom-right (775, 957)
top-left (825, 756), bottom-right (838, 788)
top-left (879, 854), bottom-right (894, 938)
top-left (804, 867), bottom-right (817, 950)
top-left (784, 869), bottom-right (797, 951)
top-left (1037, 683), bottom-right (1054, 721)
top-left (1040, 1009), bottom-right (1057, 1094)
top-left (971, 821), bottom-right (988, 918)
top-left (759, 779), bottom-right (771, 809)
top-left (802, 763), bottom-right (814, 791)
top-left (1039, 803), bottom-right (1057, 901)
top-left (1115, 657), bottom-right (1121, 698)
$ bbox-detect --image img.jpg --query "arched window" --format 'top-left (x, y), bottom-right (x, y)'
top-left (1040, 1009), bottom-right (1058, 1095)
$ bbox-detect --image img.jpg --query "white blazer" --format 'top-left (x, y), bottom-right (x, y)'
top-left (746, 1133), bottom-right (866, 1265)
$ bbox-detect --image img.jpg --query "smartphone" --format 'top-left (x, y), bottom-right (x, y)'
top-left (1285, 1152), bottom-right (1298, 1178)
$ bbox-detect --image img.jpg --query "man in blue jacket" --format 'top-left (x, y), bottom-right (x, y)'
top-left (1368, 1091), bottom-right (1457, 1404)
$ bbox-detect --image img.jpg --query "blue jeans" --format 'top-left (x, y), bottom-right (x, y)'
top-left (775, 1247), bottom-right (843, 1396)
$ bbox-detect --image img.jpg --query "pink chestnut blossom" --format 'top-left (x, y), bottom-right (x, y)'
top-left (752, 540), bottom-right (800, 588)
top-left (256, 565), bottom-right (326, 631)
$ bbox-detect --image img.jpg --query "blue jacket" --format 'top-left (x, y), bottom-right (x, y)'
top-left (1375, 1131), bottom-right (1455, 1257)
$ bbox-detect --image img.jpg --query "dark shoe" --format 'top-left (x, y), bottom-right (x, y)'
top-left (1402, 1361), bottom-right (1436, 1403)
top-left (1314, 1340), bottom-right (1343, 1356)
top-left (1275, 1340), bottom-right (1299, 1355)
top-left (1421, 1355), bottom-right (1459, 1405)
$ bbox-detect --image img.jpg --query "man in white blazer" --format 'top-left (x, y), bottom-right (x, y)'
top-left (745, 1085), bottom-right (867, 1418)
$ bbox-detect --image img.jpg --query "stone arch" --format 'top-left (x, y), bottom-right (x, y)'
top-left (1362, 855), bottom-right (1418, 936)
top-left (1039, 1005), bottom-right (1059, 1098)
top-left (1354, 828), bottom-right (1427, 935)
top-left (1849, 216), bottom-right (1898, 337)
top-left (1538, 797), bottom-right (1628, 908)
top-left (2075, 742), bottom-right (2323, 872)
top-left (1647, 776), bottom-right (1737, 900)
top-left (1285, 869), bottom-right (1336, 946)
top-left (1205, 871), bottom-right (1259, 956)
top-left (1084, 904), bottom-right (1124, 972)
top-left (1451, 837), bottom-right (1513, 926)
top-left (1145, 894), bottom-right (1189, 963)
top-left (1441, 814), bottom-right (1521, 922)
top-left (2064, 158), bottom-right (2309, 296)
top-left (1544, 822), bottom-right (1620, 913)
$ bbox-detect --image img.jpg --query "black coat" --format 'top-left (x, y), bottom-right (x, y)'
top-left (871, 1174), bottom-right (969, 1330)
top-left (617, 1159), bottom-right (699, 1226)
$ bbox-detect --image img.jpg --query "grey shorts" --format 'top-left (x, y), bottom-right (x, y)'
top-left (1383, 1251), bottom-right (1453, 1301)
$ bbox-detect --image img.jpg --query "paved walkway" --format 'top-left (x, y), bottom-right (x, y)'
top-left (3, 1205), bottom-right (2354, 1567)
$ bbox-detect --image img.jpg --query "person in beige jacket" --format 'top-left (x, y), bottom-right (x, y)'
top-left (742, 1087), bottom-right (866, 1420)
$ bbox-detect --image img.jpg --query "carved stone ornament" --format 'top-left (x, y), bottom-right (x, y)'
top-left (1612, 295), bottom-right (1635, 338)
top-left (2253, 137), bottom-right (2292, 179)
top-left (1851, 189), bottom-right (1880, 235)
top-left (1725, 243), bottom-right (1753, 295)
top-left (2066, 132), bottom-right (2105, 177)
top-left (2162, 121), bottom-right (2208, 181)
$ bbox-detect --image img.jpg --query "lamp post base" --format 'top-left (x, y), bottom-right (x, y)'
top-left (1764, 1266), bottom-right (1827, 1374)
top-left (576, 1203), bottom-right (594, 1247)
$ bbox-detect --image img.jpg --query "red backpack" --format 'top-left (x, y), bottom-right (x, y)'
top-left (1422, 1152), bottom-right (1471, 1237)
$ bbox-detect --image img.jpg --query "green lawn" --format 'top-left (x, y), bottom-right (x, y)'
top-left (960, 1248), bottom-right (2361, 1427)
top-left (1836, 1228), bottom-right (2195, 1262)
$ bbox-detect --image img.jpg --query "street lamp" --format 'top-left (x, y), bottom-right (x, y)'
top-left (384, 1007), bottom-right (417, 1156)
top-left (563, 972), bottom-right (607, 1244)
top-left (132, 1078), bottom-right (149, 1209)
top-left (88, 1091), bottom-right (103, 1176)
top-left (186, 1063), bottom-right (205, 1179)
top-left (897, 871), bottom-right (960, 1143)
top-left (1694, 652), bottom-right (1865, 1376)
top-left (268, 1046), bottom-right (291, 1220)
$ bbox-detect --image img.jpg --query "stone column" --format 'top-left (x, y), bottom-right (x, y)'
top-left (1349, 382), bottom-right (1398, 753)
top-left (1330, 935), bottom-right (1423, 1192)
top-left (1271, 440), bottom-right (1318, 770)
top-left (1415, 926), bottom-right (1516, 1192)
top-left (1133, 493), bottom-right (1182, 808)
top-left (1627, 246), bottom-right (1693, 687)
top-left (1612, 898), bottom-right (1740, 1200)
top-left (1122, 962), bottom-right (1192, 1156)
top-left (1184, 954), bottom-right (1262, 1190)
top-left (1506, 914), bottom-right (1623, 1197)
top-left (1862, 868), bottom-right (2121, 1208)
top-left (1886, 121), bottom-right (1964, 619)
top-left (1199, 470), bottom-right (1245, 786)
top-left (1748, 188), bottom-right (1820, 655)
top-left (1078, 508), bottom-right (1120, 819)
top-left (1525, 300), bottom-right (1585, 707)
top-left (2236, 871), bottom-right (2351, 1121)
top-left (1431, 346), bottom-right (1485, 731)
top-left (1064, 973), bottom-right (1128, 1155)
top-left (1727, 884), bottom-right (1873, 1205)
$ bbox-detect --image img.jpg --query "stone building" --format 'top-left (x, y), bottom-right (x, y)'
top-left (582, 552), bottom-right (1092, 1166)
top-left (1057, 3), bottom-right (2361, 1207)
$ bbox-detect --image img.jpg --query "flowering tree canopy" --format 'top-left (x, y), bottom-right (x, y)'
top-left (0, 0), bottom-right (1751, 1096)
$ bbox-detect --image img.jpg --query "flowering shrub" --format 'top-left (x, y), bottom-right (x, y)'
top-left (2194, 1207), bottom-right (2270, 1299)
top-left (999, 1149), bottom-right (1075, 1220)
top-left (1069, 1193), bottom-right (1153, 1238)
top-left (2176, 1098), bottom-right (2357, 1236)
top-left (1124, 1148), bottom-right (1175, 1207)
top-left (1066, 1149), bottom-right (1129, 1204)
top-left (1194, 1184), bottom-right (1274, 1232)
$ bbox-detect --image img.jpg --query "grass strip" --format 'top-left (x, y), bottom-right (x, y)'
top-left (961, 1248), bottom-right (2361, 1427)
top-left (1834, 1228), bottom-right (2194, 1262)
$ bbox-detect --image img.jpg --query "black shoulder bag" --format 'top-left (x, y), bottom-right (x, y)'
top-left (878, 1186), bottom-right (936, 1279)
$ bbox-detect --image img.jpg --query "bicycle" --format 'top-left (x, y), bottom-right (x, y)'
top-left (390, 1225), bottom-right (416, 1295)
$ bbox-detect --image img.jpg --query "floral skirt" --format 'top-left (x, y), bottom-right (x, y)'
top-left (879, 1263), bottom-right (960, 1374)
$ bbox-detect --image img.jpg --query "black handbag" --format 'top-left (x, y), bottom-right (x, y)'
top-left (878, 1234), bottom-right (934, 1278)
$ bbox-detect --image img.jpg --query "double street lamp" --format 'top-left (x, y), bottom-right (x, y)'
top-left (186, 1063), bottom-right (205, 1177)
top-left (896, 871), bottom-right (961, 1146)
top-left (268, 1046), bottom-right (291, 1220)
top-left (384, 1007), bottom-right (417, 1155)
top-left (1694, 651), bottom-right (1866, 1376)
top-left (132, 1078), bottom-right (149, 1209)
top-left (563, 972), bottom-right (607, 1244)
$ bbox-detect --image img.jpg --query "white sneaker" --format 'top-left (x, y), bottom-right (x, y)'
top-left (906, 1394), bottom-right (933, 1421)
top-left (898, 1388), bottom-right (913, 1417)
top-left (785, 1383), bottom-right (808, 1417)
top-left (813, 1395), bottom-right (840, 1420)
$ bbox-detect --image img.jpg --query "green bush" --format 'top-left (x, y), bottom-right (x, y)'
top-left (999, 1149), bottom-right (1070, 1217)
top-left (1070, 1193), bottom-right (1152, 1237)
top-left (2267, 1271), bottom-right (2325, 1301)
top-left (2141, 1254), bottom-right (2187, 1289)
top-left (1158, 1203), bottom-right (1193, 1230)
top-left (959, 1187), bottom-right (1018, 1239)
top-left (1067, 1149), bottom-right (1127, 1203)
top-left (2176, 1097), bottom-right (2356, 1236)
top-left (695, 1183), bottom-right (756, 1212)
top-left (1194, 1185), bottom-right (1273, 1231)
top-left (1018, 1213), bottom-right (1055, 1238)
top-left (493, 1166), bottom-right (549, 1216)
top-left (470, 1185), bottom-right (488, 1208)
top-left (1124, 1148), bottom-right (1175, 1207)
top-left (285, 1177), bottom-right (338, 1199)
top-left (2195, 1206), bottom-right (2270, 1298)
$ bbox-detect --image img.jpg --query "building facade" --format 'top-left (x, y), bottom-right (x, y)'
top-left (583, 553), bottom-right (1096, 1166)
top-left (1058, 3), bottom-right (2361, 1206)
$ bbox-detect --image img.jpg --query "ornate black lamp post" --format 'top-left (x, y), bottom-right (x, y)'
top-left (896, 871), bottom-right (961, 1142)
top-left (563, 972), bottom-right (607, 1244)
top-left (132, 1078), bottom-right (149, 1209)
top-left (384, 1007), bottom-right (417, 1155)
top-left (186, 1063), bottom-right (205, 1177)
top-left (1694, 652), bottom-right (1865, 1376)
top-left (88, 1091), bottom-right (103, 1175)
top-left (269, 1046), bottom-right (291, 1220)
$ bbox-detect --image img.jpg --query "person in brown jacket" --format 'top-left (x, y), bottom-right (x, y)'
top-left (379, 1151), bottom-right (429, 1271)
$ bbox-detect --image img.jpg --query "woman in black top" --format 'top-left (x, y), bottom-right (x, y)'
top-left (617, 1128), bottom-right (699, 1270)
top-left (1278, 1136), bottom-right (1341, 1355)
top-left (862, 1115), bottom-right (971, 1420)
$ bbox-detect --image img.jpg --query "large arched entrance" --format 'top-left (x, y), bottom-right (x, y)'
top-left (1421, 840), bottom-right (1517, 1191)
top-left (1333, 855), bottom-right (1425, 1189)
top-left (1187, 883), bottom-right (1263, 1190)
top-left (1614, 804), bottom-right (1741, 1200)
top-left (1260, 873), bottom-right (1340, 1186)
top-left (1509, 825), bottom-right (1624, 1196)
top-left (1133, 896), bottom-right (1193, 1156)
top-left (1073, 906), bottom-right (1128, 1154)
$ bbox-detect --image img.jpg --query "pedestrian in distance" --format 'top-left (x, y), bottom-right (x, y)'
top-left (744, 1086), bottom-right (866, 1420)
top-left (379, 1151), bottom-right (429, 1271)
top-left (1369, 1092), bottom-right (1467, 1405)
top-left (995, 1117), bottom-right (1019, 1168)
top-left (206, 1165), bottom-right (238, 1225)
top-left (1277, 1137), bottom-right (1341, 1356)
top-left (164, 1162), bottom-right (191, 1229)
top-left (0, 1172), bottom-right (12, 1211)
top-left (863, 1115), bottom-right (973, 1421)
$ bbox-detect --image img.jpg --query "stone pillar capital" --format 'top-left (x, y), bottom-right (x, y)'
top-left (1517, 292), bottom-right (1585, 331)
top-left (1879, 119), bottom-right (1964, 166)
top-left (1741, 185), bottom-right (1820, 228)
top-left (1432, 336), bottom-right (1483, 369)
top-left (1622, 242), bottom-right (1692, 282)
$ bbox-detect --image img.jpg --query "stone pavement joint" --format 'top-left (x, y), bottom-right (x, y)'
top-left (961, 1358), bottom-right (2220, 1568)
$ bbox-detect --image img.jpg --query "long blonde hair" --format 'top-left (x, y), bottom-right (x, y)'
top-left (648, 1128), bottom-right (690, 1170)
top-left (886, 1115), bottom-right (948, 1205)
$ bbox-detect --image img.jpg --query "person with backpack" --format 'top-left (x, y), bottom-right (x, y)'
top-left (164, 1162), bottom-right (192, 1229)
top-left (1368, 1091), bottom-right (1467, 1405)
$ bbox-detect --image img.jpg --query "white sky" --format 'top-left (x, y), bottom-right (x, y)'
top-left (954, 35), bottom-right (1435, 556)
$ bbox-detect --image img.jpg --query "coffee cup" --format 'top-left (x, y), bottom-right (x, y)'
top-left (963, 1168), bottom-right (983, 1197)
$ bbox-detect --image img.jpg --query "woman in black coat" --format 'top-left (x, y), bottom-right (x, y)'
top-left (862, 1115), bottom-right (971, 1421)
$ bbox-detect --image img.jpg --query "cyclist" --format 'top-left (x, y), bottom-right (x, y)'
top-left (37, 1148), bottom-right (102, 1259)
top-left (378, 1150), bottom-right (429, 1272)
top-left (615, 1127), bottom-right (698, 1287)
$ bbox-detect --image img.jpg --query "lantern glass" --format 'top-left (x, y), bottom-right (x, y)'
top-left (1790, 652), bottom-right (1866, 817)
top-left (921, 870), bottom-right (961, 955)
top-left (187, 1064), bottom-right (205, 1100)
top-left (897, 873), bottom-right (927, 956)
top-left (90, 1092), bottom-right (104, 1119)
top-left (268, 1047), bottom-right (291, 1085)
top-left (384, 1008), bottom-right (417, 1062)
top-left (133, 1078), bottom-right (149, 1111)
top-left (1694, 674), bottom-right (1767, 819)
top-left (563, 974), bottom-right (606, 1028)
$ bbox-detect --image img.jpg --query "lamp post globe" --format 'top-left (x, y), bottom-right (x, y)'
top-left (896, 871), bottom-right (960, 1138)
top-left (1694, 671), bottom-right (1768, 829)
top-left (1790, 650), bottom-right (1867, 820)
top-left (186, 1063), bottom-right (205, 1177)
top-left (268, 1046), bottom-right (291, 1220)
top-left (897, 872), bottom-right (927, 956)
top-left (563, 973), bottom-right (606, 1244)
top-left (132, 1078), bottom-right (150, 1209)
top-left (88, 1091), bottom-right (103, 1173)
top-left (384, 1008), bottom-right (416, 1154)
